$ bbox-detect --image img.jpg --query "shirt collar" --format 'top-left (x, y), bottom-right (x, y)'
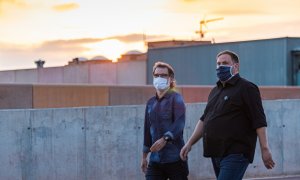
top-left (155, 88), bottom-right (173, 100)
top-left (217, 73), bottom-right (240, 88)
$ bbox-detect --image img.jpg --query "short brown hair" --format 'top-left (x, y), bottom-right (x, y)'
top-left (217, 50), bottom-right (239, 63)
top-left (152, 61), bottom-right (176, 88)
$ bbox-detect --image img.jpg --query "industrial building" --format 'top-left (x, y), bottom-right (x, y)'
top-left (147, 37), bottom-right (300, 86)
top-left (0, 51), bottom-right (147, 85)
top-left (1, 37), bottom-right (300, 86)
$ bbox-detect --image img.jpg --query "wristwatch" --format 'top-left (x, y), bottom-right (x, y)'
top-left (163, 135), bottom-right (171, 142)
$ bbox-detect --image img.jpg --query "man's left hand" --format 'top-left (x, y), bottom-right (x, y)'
top-left (262, 148), bottom-right (275, 169)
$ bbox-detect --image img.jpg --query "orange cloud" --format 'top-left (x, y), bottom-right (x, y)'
top-left (0, 33), bottom-right (170, 69)
top-left (37, 33), bottom-right (169, 46)
top-left (0, 0), bottom-right (28, 17)
top-left (0, 33), bottom-right (170, 62)
top-left (52, 3), bottom-right (79, 12)
top-left (0, 0), bottom-right (27, 6)
top-left (210, 8), bottom-right (266, 16)
top-left (0, 33), bottom-right (168, 53)
top-left (108, 34), bottom-right (170, 43)
top-left (167, 0), bottom-right (267, 15)
top-left (181, 0), bottom-right (198, 2)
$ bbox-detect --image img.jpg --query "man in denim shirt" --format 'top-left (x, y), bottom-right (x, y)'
top-left (141, 62), bottom-right (189, 180)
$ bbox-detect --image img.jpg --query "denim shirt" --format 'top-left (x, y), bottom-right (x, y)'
top-left (143, 89), bottom-right (186, 163)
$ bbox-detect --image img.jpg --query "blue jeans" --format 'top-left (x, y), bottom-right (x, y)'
top-left (145, 160), bottom-right (189, 180)
top-left (211, 154), bottom-right (249, 180)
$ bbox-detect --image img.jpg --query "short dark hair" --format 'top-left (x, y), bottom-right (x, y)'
top-left (217, 50), bottom-right (239, 63)
top-left (152, 61), bottom-right (176, 88)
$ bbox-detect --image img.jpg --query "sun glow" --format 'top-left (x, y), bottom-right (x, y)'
top-left (1, 0), bottom-right (300, 70)
top-left (82, 39), bottom-right (126, 62)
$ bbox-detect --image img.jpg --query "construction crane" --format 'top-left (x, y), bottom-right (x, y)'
top-left (196, 17), bottom-right (224, 39)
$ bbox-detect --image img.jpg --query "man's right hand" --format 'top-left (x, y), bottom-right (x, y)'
top-left (180, 144), bottom-right (192, 161)
top-left (141, 158), bottom-right (148, 173)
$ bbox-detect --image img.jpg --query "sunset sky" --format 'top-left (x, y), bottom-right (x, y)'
top-left (1, 0), bottom-right (300, 70)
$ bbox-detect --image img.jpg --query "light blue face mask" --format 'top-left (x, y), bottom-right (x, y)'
top-left (216, 65), bottom-right (233, 81)
top-left (153, 77), bottom-right (170, 90)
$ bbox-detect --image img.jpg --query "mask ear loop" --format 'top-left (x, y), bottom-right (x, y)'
top-left (230, 64), bottom-right (236, 76)
top-left (167, 78), bottom-right (171, 87)
top-left (169, 76), bottom-right (176, 88)
top-left (230, 66), bottom-right (233, 76)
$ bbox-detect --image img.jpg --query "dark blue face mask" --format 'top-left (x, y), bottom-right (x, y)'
top-left (216, 65), bottom-right (233, 82)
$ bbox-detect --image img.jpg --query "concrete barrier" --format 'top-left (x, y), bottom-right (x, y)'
top-left (33, 85), bottom-right (109, 108)
top-left (0, 100), bottom-right (299, 179)
top-left (0, 84), bottom-right (33, 109)
top-left (108, 86), bottom-right (154, 106)
top-left (1, 84), bottom-right (300, 109)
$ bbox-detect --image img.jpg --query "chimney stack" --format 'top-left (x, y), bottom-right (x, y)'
top-left (35, 59), bottom-right (45, 68)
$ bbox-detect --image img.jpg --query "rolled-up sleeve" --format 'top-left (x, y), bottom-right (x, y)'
top-left (164, 94), bottom-right (186, 141)
top-left (242, 83), bottom-right (267, 129)
top-left (143, 105), bottom-right (151, 153)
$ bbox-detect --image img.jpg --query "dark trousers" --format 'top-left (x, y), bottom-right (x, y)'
top-left (211, 154), bottom-right (249, 180)
top-left (145, 160), bottom-right (189, 180)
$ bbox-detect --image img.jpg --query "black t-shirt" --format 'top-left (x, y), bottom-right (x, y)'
top-left (200, 74), bottom-right (267, 163)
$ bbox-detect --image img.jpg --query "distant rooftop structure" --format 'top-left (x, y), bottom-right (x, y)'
top-left (77, 57), bottom-right (88, 61)
top-left (67, 55), bottom-right (112, 65)
top-left (118, 50), bottom-right (146, 62)
top-left (90, 55), bottom-right (109, 61)
top-left (147, 40), bottom-right (211, 49)
top-left (35, 59), bottom-right (45, 68)
top-left (125, 50), bottom-right (143, 55)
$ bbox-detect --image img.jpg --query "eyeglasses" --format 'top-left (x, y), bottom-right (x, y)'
top-left (153, 73), bottom-right (169, 78)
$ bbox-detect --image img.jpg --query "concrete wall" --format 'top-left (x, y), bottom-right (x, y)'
top-left (15, 69), bottom-right (37, 83)
top-left (1, 84), bottom-right (300, 109)
top-left (0, 60), bottom-right (146, 85)
top-left (116, 60), bottom-right (146, 85)
top-left (0, 84), bottom-right (33, 109)
top-left (108, 86), bottom-right (154, 106)
top-left (259, 86), bottom-right (300, 100)
top-left (37, 67), bottom-right (64, 84)
top-left (63, 65), bottom-right (90, 84)
top-left (89, 63), bottom-right (117, 84)
top-left (0, 70), bottom-right (15, 83)
top-left (33, 85), bottom-right (109, 108)
top-left (0, 100), bottom-right (299, 180)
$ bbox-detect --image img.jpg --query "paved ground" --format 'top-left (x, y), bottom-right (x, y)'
top-left (202, 175), bottom-right (300, 180)
top-left (245, 175), bottom-right (300, 180)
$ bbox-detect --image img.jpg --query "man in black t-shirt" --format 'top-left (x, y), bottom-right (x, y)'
top-left (180, 50), bottom-right (275, 180)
